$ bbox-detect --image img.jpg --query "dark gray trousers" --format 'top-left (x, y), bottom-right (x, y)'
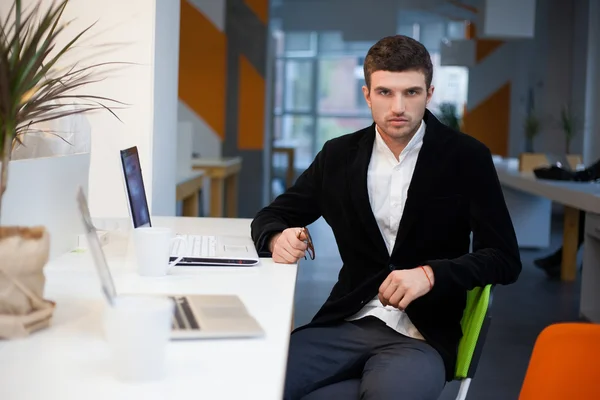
top-left (284, 317), bottom-right (445, 400)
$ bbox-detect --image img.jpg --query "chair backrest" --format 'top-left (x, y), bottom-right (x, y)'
top-left (455, 284), bottom-right (493, 379)
top-left (519, 322), bottom-right (600, 399)
top-left (519, 153), bottom-right (582, 172)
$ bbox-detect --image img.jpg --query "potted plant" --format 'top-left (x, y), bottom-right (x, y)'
top-left (559, 103), bottom-right (578, 154)
top-left (523, 111), bottom-right (540, 153)
top-left (437, 102), bottom-right (461, 131)
top-left (0, 0), bottom-right (122, 338)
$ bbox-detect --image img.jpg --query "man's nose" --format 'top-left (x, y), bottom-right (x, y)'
top-left (391, 95), bottom-right (405, 114)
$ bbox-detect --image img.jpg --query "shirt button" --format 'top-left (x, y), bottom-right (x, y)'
top-left (389, 264), bottom-right (395, 271)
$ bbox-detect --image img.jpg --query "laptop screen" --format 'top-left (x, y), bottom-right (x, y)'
top-left (120, 146), bottom-right (152, 228)
top-left (76, 187), bottom-right (117, 305)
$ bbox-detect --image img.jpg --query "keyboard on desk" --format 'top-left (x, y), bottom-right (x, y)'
top-left (169, 296), bottom-right (200, 330)
top-left (171, 235), bottom-right (217, 257)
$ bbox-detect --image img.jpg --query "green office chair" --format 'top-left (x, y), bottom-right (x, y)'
top-left (454, 284), bottom-right (493, 400)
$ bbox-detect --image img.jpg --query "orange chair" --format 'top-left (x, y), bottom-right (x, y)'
top-left (519, 323), bottom-right (600, 399)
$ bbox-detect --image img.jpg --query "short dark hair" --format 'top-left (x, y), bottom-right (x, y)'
top-left (363, 35), bottom-right (433, 90)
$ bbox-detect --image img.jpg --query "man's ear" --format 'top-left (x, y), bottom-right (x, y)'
top-left (362, 85), bottom-right (371, 108)
top-left (426, 85), bottom-right (435, 105)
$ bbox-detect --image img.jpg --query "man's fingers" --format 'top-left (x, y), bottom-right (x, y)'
top-left (398, 291), bottom-right (415, 311)
top-left (282, 243), bottom-right (304, 261)
top-left (379, 275), bottom-right (391, 295)
top-left (290, 238), bottom-right (308, 251)
top-left (382, 282), bottom-right (398, 303)
top-left (273, 243), bottom-right (297, 264)
top-left (285, 236), bottom-right (307, 257)
top-left (388, 290), bottom-right (404, 307)
top-left (273, 250), bottom-right (294, 264)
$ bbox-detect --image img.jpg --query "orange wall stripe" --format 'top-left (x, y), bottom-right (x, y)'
top-left (465, 21), bottom-right (476, 39)
top-left (238, 55), bottom-right (265, 150)
top-left (243, 0), bottom-right (268, 25)
top-left (476, 39), bottom-right (504, 62)
top-left (463, 82), bottom-right (511, 156)
top-left (179, 0), bottom-right (227, 140)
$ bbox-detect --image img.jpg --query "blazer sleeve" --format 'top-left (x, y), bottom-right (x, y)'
top-left (250, 142), bottom-right (327, 256)
top-left (427, 143), bottom-right (522, 293)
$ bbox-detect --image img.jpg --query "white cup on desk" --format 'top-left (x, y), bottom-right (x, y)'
top-left (104, 295), bottom-right (174, 382)
top-left (133, 227), bottom-right (186, 276)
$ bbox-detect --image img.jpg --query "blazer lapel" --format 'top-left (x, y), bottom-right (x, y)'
top-left (347, 124), bottom-right (389, 260)
top-left (391, 110), bottom-right (450, 256)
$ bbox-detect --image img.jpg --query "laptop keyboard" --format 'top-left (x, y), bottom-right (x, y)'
top-left (169, 296), bottom-right (200, 330)
top-left (171, 235), bottom-right (217, 257)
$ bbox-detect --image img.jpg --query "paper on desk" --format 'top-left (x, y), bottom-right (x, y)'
top-left (11, 101), bottom-right (92, 160)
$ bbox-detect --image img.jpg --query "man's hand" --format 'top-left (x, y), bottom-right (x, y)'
top-left (378, 266), bottom-right (435, 310)
top-left (269, 228), bottom-right (308, 264)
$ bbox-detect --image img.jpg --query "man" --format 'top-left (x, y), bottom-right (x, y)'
top-left (251, 35), bottom-right (521, 400)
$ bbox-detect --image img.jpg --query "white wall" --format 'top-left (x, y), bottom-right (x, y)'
top-left (56, 0), bottom-right (156, 219)
top-left (468, 0), bottom-right (588, 158)
top-left (178, 101), bottom-right (222, 158)
top-left (583, 0), bottom-right (600, 165)
top-left (1, 0), bottom-right (181, 219)
top-left (151, 0), bottom-right (180, 216)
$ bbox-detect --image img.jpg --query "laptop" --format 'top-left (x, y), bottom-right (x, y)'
top-left (76, 187), bottom-right (264, 340)
top-left (119, 146), bottom-right (259, 266)
top-left (546, 153), bottom-right (572, 171)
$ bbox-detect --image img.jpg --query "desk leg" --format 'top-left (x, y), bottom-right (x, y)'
top-left (210, 178), bottom-right (224, 218)
top-left (226, 174), bottom-right (239, 218)
top-left (561, 206), bottom-right (580, 281)
top-left (182, 192), bottom-right (199, 217)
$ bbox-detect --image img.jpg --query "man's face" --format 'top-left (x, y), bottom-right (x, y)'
top-left (362, 70), bottom-right (433, 141)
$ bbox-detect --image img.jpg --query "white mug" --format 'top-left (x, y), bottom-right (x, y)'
top-left (133, 227), bottom-right (186, 276)
top-left (104, 295), bottom-right (174, 381)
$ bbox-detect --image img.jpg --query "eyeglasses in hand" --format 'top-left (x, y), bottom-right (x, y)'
top-left (297, 227), bottom-right (315, 260)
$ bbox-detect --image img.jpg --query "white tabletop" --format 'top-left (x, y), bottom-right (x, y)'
top-left (191, 157), bottom-right (242, 168)
top-left (176, 170), bottom-right (204, 185)
top-left (494, 158), bottom-right (600, 214)
top-left (0, 217), bottom-right (297, 400)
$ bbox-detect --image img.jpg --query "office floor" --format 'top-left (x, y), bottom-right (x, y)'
top-left (292, 214), bottom-right (583, 400)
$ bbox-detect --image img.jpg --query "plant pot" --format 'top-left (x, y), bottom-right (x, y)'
top-left (0, 226), bottom-right (55, 339)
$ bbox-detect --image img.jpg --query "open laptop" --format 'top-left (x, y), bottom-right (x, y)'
top-left (119, 146), bottom-right (259, 266)
top-left (76, 187), bottom-right (264, 340)
top-left (546, 153), bottom-right (572, 171)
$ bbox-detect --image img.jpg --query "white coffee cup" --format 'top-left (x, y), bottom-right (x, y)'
top-left (133, 227), bottom-right (186, 276)
top-left (104, 295), bottom-right (174, 382)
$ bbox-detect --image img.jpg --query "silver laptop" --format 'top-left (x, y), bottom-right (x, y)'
top-left (76, 187), bottom-right (264, 340)
top-left (546, 153), bottom-right (572, 171)
top-left (119, 146), bottom-right (259, 266)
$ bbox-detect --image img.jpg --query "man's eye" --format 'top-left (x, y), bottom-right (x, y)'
top-left (378, 90), bottom-right (390, 96)
top-left (407, 90), bottom-right (417, 96)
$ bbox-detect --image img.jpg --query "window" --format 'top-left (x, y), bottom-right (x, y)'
top-left (316, 117), bottom-right (373, 151)
top-left (317, 57), bottom-right (370, 116)
top-left (283, 60), bottom-right (313, 112)
top-left (270, 21), bottom-right (468, 179)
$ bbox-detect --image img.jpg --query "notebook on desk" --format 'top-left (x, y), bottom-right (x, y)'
top-left (119, 146), bottom-right (259, 266)
top-left (76, 187), bottom-right (264, 340)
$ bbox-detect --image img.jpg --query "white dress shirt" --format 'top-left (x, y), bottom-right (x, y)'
top-left (346, 120), bottom-right (426, 341)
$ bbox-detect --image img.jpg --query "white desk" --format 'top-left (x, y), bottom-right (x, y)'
top-left (495, 159), bottom-right (600, 281)
top-left (0, 217), bottom-right (298, 400)
top-left (495, 159), bottom-right (600, 321)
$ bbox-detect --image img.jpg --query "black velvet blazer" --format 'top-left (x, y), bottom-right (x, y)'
top-left (251, 109), bottom-right (522, 381)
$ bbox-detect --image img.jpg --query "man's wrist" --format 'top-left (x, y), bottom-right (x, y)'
top-left (424, 265), bottom-right (435, 286)
top-left (268, 233), bottom-right (282, 253)
top-left (420, 265), bottom-right (435, 288)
